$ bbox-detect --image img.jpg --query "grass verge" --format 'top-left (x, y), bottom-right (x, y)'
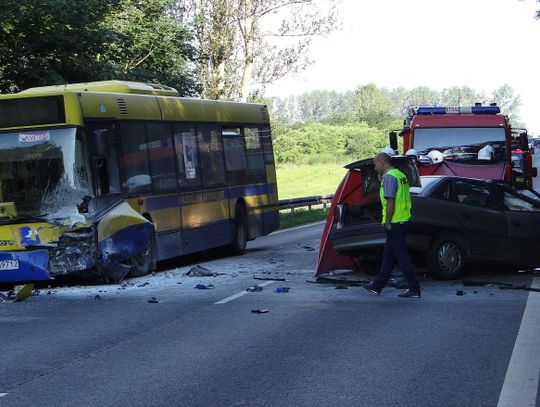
top-left (276, 163), bottom-right (346, 199)
top-left (279, 207), bottom-right (329, 229)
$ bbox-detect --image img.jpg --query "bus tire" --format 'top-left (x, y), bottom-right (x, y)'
top-left (426, 235), bottom-right (466, 279)
top-left (230, 204), bottom-right (248, 255)
top-left (127, 234), bottom-right (157, 277)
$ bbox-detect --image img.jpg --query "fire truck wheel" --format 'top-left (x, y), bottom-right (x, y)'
top-left (426, 236), bottom-right (466, 279)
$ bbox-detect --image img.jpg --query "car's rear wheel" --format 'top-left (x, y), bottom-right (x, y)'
top-left (426, 236), bottom-right (466, 279)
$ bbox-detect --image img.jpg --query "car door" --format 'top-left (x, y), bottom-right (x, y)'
top-left (451, 179), bottom-right (507, 258)
top-left (502, 188), bottom-right (540, 265)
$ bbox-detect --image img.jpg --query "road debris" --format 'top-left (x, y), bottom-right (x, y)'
top-left (314, 276), bottom-right (370, 286)
top-left (14, 284), bottom-right (34, 302)
top-left (456, 290), bottom-right (465, 296)
top-left (251, 309), bottom-right (269, 314)
top-left (463, 279), bottom-right (540, 292)
top-left (94, 294), bottom-right (102, 300)
top-left (253, 276), bottom-right (288, 282)
top-left (186, 265), bottom-right (224, 277)
top-left (137, 282), bottom-right (150, 287)
top-left (147, 297), bottom-right (159, 303)
top-left (274, 287), bottom-right (290, 293)
top-left (194, 284), bottom-right (214, 289)
top-left (246, 285), bottom-right (263, 292)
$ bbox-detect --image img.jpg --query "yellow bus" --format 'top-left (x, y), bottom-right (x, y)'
top-left (0, 81), bottom-right (279, 283)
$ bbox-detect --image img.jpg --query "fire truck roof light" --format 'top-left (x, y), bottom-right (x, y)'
top-left (416, 106), bottom-right (500, 115)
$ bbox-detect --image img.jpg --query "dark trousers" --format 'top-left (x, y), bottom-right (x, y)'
top-left (372, 222), bottom-right (420, 291)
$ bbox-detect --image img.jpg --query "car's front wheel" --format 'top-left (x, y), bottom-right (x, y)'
top-left (426, 236), bottom-right (466, 279)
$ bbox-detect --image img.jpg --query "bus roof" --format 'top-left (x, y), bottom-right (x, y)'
top-left (20, 80), bottom-right (180, 97)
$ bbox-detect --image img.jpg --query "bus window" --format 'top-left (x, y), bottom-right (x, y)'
top-left (222, 128), bottom-right (247, 185)
top-left (119, 122), bottom-right (151, 194)
top-left (197, 126), bottom-right (226, 187)
top-left (147, 123), bottom-right (177, 191)
top-left (260, 127), bottom-right (275, 164)
top-left (174, 125), bottom-right (200, 188)
top-left (87, 122), bottom-right (120, 195)
top-left (244, 127), bottom-right (266, 181)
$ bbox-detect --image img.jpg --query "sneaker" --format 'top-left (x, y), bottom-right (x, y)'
top-left (398, 289), bottom-right (421, 298)
top-left (363, 283), bottom-right (381, 296)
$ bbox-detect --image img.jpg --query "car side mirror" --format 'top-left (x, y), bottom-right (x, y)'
top-left (389, 131), bottom-right (398, 152)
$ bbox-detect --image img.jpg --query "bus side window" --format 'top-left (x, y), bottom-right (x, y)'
top-left (88, 123), bottom-right (120, 195)
top-left (244, 127), bottom-right (266, 182)
top-left (260, 127), bottom-right (275, 165)
top-left (222, 128), bottom-right (247, 185)
top-left (147, 123), bottom-right (177, 191)
top-left (173, 125), bottom-right (200, 188)
top-left (119, 122), bottom-right (151, 194)
top-left (197, 126), bottom-right (226, 187)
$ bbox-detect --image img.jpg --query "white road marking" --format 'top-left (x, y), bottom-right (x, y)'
top-left (0, 393), bottom-right (8, 398)
top-left (214, 281), bottom-right (274, 304)
top-left (270, 221), bottom-right (325, 235)
top-left (497, 281), bottom-right (540, 407)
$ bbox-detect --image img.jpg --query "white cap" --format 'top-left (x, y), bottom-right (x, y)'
top-left (405, 149), bottom-right (418, 157)
top-left (427, 150), bottom-right (443, 164)
top-left (380, 147), bottom-right (396, 156)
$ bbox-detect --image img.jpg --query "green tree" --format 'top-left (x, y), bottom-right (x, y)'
top-left (178, 0), bottom-right (338, 101)
top-left (490, 84), bottom-right (521, 123)
top-left (0, 0), bottom-right (198, 95)
top-left (354, 83), bottom-right (397, 129)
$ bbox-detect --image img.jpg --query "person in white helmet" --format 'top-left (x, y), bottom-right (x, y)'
top-left (478, 144), bottom-right (494, 160)
top-left (427, 150), bottom-right (443, 164)
top-left (380, 147), bottom-right (396, 156)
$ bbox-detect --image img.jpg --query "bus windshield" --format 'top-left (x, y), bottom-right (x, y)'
top-left (0, 127), bottom-right (92, 220)
top-left (413, 127), bottom-right (507, 161)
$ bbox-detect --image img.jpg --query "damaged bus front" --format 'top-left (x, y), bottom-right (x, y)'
top-left (0, 96), bottom-right (155, 283)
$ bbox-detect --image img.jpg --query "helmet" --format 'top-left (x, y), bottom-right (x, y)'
top-left (405, 149), bottom-right (418, 157)
top-left (380, 147), bottom-right (396, 156)
top-left (478, 144), bottom-right (495, 160)
top-left (427, 150), bottom-right (443, 164)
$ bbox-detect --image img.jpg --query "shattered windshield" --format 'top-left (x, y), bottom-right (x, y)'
top-left (413, 127), bottom-right (507, 161)
top-left (0, 128), bottom-right (92, 221)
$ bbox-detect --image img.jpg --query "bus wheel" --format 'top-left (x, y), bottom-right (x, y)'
top-left (127, 235), bottom-right (157, 277)
top-left (230, 204), bottom-right (248, 255)
top-left (426, 236), bottom-right (465, 279)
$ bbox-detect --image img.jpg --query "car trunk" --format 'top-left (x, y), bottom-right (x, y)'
top-left (328, 156), bottom-right (420, 255)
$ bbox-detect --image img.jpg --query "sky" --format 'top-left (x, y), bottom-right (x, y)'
top-left (265, 0), bottom-right (540, 134)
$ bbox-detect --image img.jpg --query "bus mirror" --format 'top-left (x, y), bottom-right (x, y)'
top-left (94, 129), bottom-right (110, 156)
top-left (519, 132), bottom-right (529, 151)
top-left (389, 131), bottom-right (398, 152)
top-left (532, 167), bottom-right (538, 178)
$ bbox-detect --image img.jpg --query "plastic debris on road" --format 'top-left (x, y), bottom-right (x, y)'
top-left (274, 287), bottom-right (290, 293)
top-left (251, 309), bottom-right (269, 314)
top-left (147, 297), bottom-right (159, 303)
top-left (194, 284), bottom-right (214, 289)
top-left (186, 265), bottom-right (224, 277)
top-left (246, 285), bottom-right (263, 292)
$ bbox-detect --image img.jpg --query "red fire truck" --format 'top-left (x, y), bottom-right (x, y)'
top-left (388, 105), bottom-right (537, 187)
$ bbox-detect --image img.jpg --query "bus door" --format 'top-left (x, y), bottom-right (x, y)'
top-left (87, 121), bottom-right (122, 212)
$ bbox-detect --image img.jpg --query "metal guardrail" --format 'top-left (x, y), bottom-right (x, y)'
top-left (277, 194), bottom-right (334, 213)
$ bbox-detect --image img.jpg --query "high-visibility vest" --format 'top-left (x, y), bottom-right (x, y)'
top-left (380, 168), bottom-right (411, 223)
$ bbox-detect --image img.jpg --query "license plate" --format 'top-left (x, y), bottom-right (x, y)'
top-left (0, 260), bottom-right (19, 270)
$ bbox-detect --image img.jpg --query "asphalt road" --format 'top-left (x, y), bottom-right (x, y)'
top-left (0, 222), bottom-right (538, 407)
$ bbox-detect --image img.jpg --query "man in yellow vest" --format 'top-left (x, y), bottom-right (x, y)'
top-left (363, 152), bottom-right (421, 298)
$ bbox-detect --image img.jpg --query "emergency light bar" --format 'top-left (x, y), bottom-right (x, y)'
top-left (416, 106), bottom-right (500, 115)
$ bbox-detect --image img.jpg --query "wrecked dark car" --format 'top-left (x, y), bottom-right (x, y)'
top-left (317, 157), bottom-right (540, 279)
